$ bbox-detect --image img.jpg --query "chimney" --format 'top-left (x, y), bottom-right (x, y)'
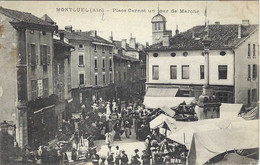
top-left (121, 39), bottom-right (127, 49)
top-left (137, 43), bottom-right (143, 50)
top-left (238, 24), bottom-right (241, 39)
top-left (65, 25), bottom-right (72, 32)
top-left (162, 35), bottom-right (170, 47)
top-left (242, 19), bottom-right (250, 26)
top-left (175, 25), bottom-right (179, 35)
top-left (215, 21), bottom-right (220, 25)
top-left (146, 42), bottom-right (149, 47)
top-left (129, 37), bottom-right (136, 49)
top-left (89, 30), bottom-right (97, 37)
top-left (109, 31), bottom-right (113, 42)
top-left (59, 32), bottom-right (64, 41)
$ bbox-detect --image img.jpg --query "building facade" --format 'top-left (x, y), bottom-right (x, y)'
top-left (61, 27), bottom-right (115, 111)
top-left (0, 7), bottom-right (57, 148)
top-left (53, 36), bottom-right (74, 128)
top-left (145, 13), bottom-right (259, 106)
top-left (111, 36), bottom-right (146, 103)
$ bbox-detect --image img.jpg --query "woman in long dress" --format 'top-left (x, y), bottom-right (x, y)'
top-left (106, 102), bottom-right (111, 120)
top-left (105, 132), bottom-right (112, 145)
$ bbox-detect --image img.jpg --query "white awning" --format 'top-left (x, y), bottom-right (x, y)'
top-left (143, 96), bottom-right (195, 109)
top-left (145, 87), bottom-right (179, 97)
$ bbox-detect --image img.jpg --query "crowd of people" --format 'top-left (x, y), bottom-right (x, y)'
top-left (20, 97), bottom-right (189, 164)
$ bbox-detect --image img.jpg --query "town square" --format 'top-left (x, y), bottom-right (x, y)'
top-left (0, 1), bottom-right (259, 165)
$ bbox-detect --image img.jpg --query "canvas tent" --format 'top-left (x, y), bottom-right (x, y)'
top-left (160, 106), bottom-right (176, 117)
top-left (220, 103), bottom-right (244, 120)
top-left (167, 118), bottom-right (233, 149)
top-left (149, 114), bottom-right (177, 136)
top-left (187, 120), bottom-right (259, 165)
top-left (143, 96), bottom-right (195, 109)
top-left (242, 105), bottom-right (259, 120)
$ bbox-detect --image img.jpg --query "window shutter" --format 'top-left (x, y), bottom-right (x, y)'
top-left (47, 46), bottom-right (51, 65)
top-left (28, 43), bottom-right (31, 65)
top-left (35, 44), bottom-right (38, 65)
top-left (40, 45), bottom-right (43, 65)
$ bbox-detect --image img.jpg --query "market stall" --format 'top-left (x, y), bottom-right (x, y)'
top-left (187, 122), bottom-right (259, 165)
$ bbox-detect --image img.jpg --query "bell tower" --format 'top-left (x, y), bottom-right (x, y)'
top-left (151, 12), bottom-right (172, 44)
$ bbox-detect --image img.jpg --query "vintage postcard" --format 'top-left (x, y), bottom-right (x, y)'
top-left (0, 1), bottom-right (259, 165)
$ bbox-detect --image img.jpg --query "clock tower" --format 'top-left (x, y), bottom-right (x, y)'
top-left (151, 13), bottom-right (172, 44)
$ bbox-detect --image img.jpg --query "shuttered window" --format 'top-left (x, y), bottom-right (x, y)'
top-left (43, 78), bottom-right (49, 97)
top-left (170, 65), bottom-right (177, 79)
top-left (31, 80), bottom-right (37, 100)
top-left (200, 65), bottom-right (204, 79)
top-left (218, 65), bottom-right (227, 79)
top-left (40, 45), bottom-right (49, 65)
top-left (152, 65), bottom-right (159, 80)
top-left (182, 65), bottom-right (189, 79)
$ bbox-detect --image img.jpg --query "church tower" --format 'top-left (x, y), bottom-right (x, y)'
top-left (151, 13), bottom-right (172, 44)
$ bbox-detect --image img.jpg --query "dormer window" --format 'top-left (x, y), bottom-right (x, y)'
top-left (220, 51), bottom-right (226, 56)
top-left (153, 53), bottom-right (159, 57)
top-left (183, 52), bottom-right (188, 57)
top-left (170, 52), bottom-right (176, 57)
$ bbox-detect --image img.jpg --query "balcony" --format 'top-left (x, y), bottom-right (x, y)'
top-left (27, 94), bottom-right (59, 113)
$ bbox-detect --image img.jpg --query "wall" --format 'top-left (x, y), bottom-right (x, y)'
top-left (147, 49), bottom-right (234, 86)
top-left (70, 40), bottom-right (92, 89)
top-left (91, 43), bottom-right (113, 87)
top-left (235, 30), bottom-right (259, 105)
top-left (0, 14), bottom-right (18, 123)
top-left (25, 29), bottom-right (54, 101)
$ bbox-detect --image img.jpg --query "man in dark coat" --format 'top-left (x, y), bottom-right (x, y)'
top-left (91, 149), bottom-right (100, 165)
top-left (141, 150), bottom-right (150, 165)
top-left (131, 149), bottom-right (141, 165)
top-left (120, 150), bottom-right (128, 165)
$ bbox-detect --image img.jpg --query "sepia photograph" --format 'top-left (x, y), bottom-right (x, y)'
top-left (0, 1), bottom-right (259, 165)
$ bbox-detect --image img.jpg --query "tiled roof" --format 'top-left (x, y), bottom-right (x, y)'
top-left (41, 14), bottom-right (55, 24)
top-left (113, 40), bottom-right (137, 51)
top-left (0, 7), bottom-right (55, 27)
top-left (114, 54), bottom-right (139, 62)
top-left (146, 24), bottom-right (258, 51)
top-left (54, 39), bottom-right (74, 48)
top-left (59, 30), bottom-right (113, 45)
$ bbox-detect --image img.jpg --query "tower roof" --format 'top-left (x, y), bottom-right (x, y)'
top-left (151, 13), bottom-right (167, 23)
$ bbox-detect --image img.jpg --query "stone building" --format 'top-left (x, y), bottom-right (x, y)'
top-left (0, 7), bottom-right (57, 148)
top-left (60, 27), bottom-right (114, 111)
top-left (111, 35), bottom-right (146, 103)
top-left (145, 13), bottom-right (259, 106)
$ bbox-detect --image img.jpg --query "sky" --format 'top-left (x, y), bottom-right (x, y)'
top-left (0, 1), bottom-right (258, 45)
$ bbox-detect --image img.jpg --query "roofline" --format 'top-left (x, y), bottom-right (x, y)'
top-left (10, 21), bottom-right (57, 32)
top-left (144, 47), bottom-right (232, 52)
top-left (233, 27), bottom-right (258, 48)
top-left (92, 41), bottom-right (114, 47)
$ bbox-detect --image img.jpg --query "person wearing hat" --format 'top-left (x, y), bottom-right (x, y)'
top-left (100, 157), bottom-right (106, 165)
top-left (124, 120), bottom-right (131, 138)
top-left (113, 120), bottom-right (122, 141)
top-left (141, 150), bottom-right (150, 165)
top-left (145, 135), bottom-right (152, 155)
top-left (115, 146), bottom-right (121, 165)
top-left (120, 150), bottom-right (128, 165)
top-left (131, 149), bottom-right (141, 165)
top-left (81, 104), bottom-right (86, 120)
top-left (107, 145), bottom-right (114, 165)
top-left (91, 149), bottom-right (100, 165)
